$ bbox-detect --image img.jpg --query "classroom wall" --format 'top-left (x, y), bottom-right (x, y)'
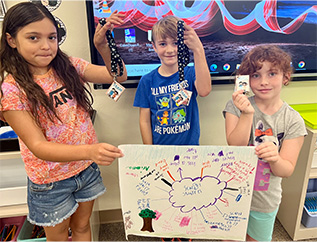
top-left (2, 1), bottom-right (317, 212)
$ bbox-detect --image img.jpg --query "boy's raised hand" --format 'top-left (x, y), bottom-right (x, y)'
top-left (183, 22), bottom-right (211, 96)
top-left (183, 23), bottom-right (203, 52)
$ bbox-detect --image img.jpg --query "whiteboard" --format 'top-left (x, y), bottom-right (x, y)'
top-left (118, 145), bottom-right (258, 240)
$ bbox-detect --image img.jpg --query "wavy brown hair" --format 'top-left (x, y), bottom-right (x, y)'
top-left (237, 45), bottom-right (293, 85)
top-left (0, 2), bottom-right (93, 127)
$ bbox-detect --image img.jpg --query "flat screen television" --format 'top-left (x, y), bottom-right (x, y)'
top-left (86, 0), bottom-right (317, 88)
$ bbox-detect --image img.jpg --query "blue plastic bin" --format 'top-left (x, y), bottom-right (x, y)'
top-left (301, 192), bottom-right (317, 228)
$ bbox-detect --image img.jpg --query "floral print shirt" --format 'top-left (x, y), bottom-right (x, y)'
top-left (0, 57), bottom-right (97, 184)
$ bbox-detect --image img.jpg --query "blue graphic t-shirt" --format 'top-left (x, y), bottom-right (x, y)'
top-left (133, 66), bottom-right (199, 145)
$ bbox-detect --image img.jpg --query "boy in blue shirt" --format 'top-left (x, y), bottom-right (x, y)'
top-left (134, 16), bottom-right (211, 146)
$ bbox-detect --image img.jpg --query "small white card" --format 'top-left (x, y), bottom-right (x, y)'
top-left (106, 81), bottom-right (125, 102)
top-left (235, 75), bottom-right (250, 94)
top-left (172, 89), bottom-right (192, 106)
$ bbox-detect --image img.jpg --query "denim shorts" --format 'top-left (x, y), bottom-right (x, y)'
top-left (247, 208), bottom-right (279, 241)
top-left (27, 162), bottom-right (105, 227)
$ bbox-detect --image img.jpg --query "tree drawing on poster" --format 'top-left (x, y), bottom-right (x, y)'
top-left (118, 145), bottom-right (258, 241)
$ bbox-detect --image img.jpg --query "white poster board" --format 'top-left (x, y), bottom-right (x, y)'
top-left (118, 145), bottom-right (258, 240)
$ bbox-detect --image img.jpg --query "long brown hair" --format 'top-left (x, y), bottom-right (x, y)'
top-left (0, 2), bottom-right (93, 127)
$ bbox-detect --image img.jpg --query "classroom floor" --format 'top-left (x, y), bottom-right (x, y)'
top-left (98, 218), bottom-right (316, 241)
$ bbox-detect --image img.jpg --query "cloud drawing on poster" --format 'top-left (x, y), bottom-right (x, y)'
top-left (169, 175), bottom-right (227, 213)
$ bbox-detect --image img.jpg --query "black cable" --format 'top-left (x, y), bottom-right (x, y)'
top-left (99, 18), bottom-right (124, 78)
top-left (177, 20), bottom-right (190, 84)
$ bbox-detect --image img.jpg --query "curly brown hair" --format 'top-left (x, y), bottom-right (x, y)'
top-left (237, 45), bottom-right (293, 85)
top-left (0, 2), bottom-right (93, 127)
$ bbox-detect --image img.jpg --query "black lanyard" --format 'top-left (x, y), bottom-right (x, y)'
top-left (177, 20), bottom-right (190, 84)
top-left (99, 18), bottom-right (124, 79)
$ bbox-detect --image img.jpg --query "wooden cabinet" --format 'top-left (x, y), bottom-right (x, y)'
top-left (0, 151), bottom-right (100, 240)
top-left (277, 126), bottom-right (317, 240)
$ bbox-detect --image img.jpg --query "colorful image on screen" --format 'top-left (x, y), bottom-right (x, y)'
top-left (87, 0), bottom-right (317, 81)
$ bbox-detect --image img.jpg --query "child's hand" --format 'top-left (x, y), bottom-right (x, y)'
top-left (183, 23), bottom-right (203, 52)
top-left (232, 90), bottom-right (254, 114)
top-left (255, 142), bottom-right (279, 164)
top-left (104, 10), bottom-right (125, 28)
top-left (89, 143), bottom-right (124, 166)
top-left (94, 10), bottom-right (125, 49)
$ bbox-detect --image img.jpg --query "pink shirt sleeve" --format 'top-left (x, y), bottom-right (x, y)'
top-left (69, 57), bottom-right (89, 81)
top-left (0, 76), bottom-right (30, 121)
